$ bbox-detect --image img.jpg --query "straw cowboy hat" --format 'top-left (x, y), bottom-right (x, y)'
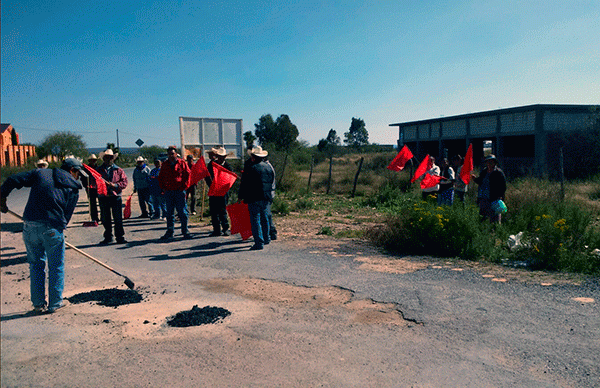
top-left (88, 154), bottom-right (98, 160)
top-left (36, 159), bottom-right (48, 168)
top-left (247, 145), bottom-right (268, 158)
top-left (206, 146), bottom-right (228, 157)
top-left (99, 149), bottom-right (118, 159)
top-left (135, 156), bottom-right (146, 162)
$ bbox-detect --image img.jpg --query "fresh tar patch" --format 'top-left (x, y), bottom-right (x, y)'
top-left (167, 305), bottom-right (231, 327)
top-left (67, 288), bottom-right (143, 307)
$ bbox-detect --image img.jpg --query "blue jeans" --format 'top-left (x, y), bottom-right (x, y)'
top-left (150, 194), bottom-right (166, 218)
top-left (164, 190), bottom-right (188, 235)
top-left (137, 187), bottom-right (154, 216)
top-left (248, 200), bottom-right (270, 247)
top-left (438, 188), bottom-right (454, 206)
top-left (22, 221), bottom-right (65, 310)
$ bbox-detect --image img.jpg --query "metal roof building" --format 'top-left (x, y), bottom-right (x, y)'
top-left (390, 104), bottom-right (600, 177)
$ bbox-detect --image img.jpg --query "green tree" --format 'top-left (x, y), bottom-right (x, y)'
top-left (243, 131), bottom-right (257, 149)
top-left (254, 114), bottom-right (276, 146)
top-left (38, 131), bottom-right (88, 159)
top-left (317, 129), bottom-right (340, 157)
top-left (274, 114), bottom-right (299, 150)
top-left (139, 145), bottom-right (166, 162)
top-left (344, 117), bottom-right (369, 148)
top-left (254, 114), bottom-right (299, 150)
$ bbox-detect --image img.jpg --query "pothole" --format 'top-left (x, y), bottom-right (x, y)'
top-left (202, 277), bottom-right (353, 307)
top-left (202, 278), bottom-right (419, 326)
top-left (166, 305), bottom-right (231, 327)
top-left (67, 288), bottom-right (143, 307)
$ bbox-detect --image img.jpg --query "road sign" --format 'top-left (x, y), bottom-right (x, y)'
top-left (135, 139), bottom-right (144, 147)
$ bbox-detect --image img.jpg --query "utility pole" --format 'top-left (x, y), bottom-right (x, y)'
top-left (116, 129), bottom-right (120, 149)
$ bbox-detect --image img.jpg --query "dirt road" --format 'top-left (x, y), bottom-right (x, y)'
top-left (1, 177), bottom-right (599, 387)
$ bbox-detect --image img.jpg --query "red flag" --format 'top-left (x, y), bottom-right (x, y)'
top-left (460, 144), bottom-right (474, 185)
top-left (188, 157), bottom-right (210, 187)
top-left (387, 145), bottom-right (413, 171)
top-left (226, 202), bottom-right (253, 240)
top-left (420, 174), bottom-right (443, 189)
top-left (208, 163), bottom-right (238, 197)
top-left (83, 163), bottom-right (107, 196)
top-left (411, 155), bottom-right (431, 183)
top-left (123, 194), bottom-right (133, 219)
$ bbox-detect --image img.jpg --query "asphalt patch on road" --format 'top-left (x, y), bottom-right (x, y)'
top-left (167, 305), bottom-right (231, 327)
top-left (67, 288), bottom-right (143, 307)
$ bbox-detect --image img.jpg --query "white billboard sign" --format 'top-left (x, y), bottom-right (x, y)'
top-left (179, 117), bottom-right (243, 159)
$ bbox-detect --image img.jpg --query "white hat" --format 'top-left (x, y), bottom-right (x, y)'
top-left (99, 149), bottom-right (118, 159)
top-left (207, 146), bottom-right (228, 157)
top-left (36, 159), bottom-right (48, 167)
top-left (248, 146), bottom-right (268, 157)
top-left (135, 156), bottom-right (146, 162)
top-left (88, 154), bottom-right (98, 160)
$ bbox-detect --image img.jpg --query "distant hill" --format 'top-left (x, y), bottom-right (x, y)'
top-left (88, 147), bottom-right (141, 155)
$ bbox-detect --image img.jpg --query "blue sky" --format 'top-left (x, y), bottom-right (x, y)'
top-left (2, 0), bottom-right (599, 148)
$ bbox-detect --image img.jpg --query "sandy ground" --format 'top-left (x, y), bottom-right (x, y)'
top-left (1, 182), bottom-right (599, 387)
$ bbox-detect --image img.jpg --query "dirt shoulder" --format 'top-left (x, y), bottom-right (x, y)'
top-left (272, 208), bottom-right (591, 286)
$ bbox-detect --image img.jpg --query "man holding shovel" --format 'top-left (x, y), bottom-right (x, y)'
top-left (0, 158), bottom-right (85, 314)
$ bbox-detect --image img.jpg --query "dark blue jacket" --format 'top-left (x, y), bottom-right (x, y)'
top-left (1, 168), bottom-right (82, 231)
top-left (238, 159), bottom-right (274, 203)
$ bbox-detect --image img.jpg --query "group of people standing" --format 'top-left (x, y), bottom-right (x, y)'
top-left (0, 143), bottom-right (278, 314)
top-left (83, 145), bottom-right (277, 247)
top-left (420, 154), bottom-right (507, 223)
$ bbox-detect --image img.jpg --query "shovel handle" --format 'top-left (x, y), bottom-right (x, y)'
top-left (6, 210), bottom-right (124, 277)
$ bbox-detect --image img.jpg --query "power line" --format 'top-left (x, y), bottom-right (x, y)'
top-left (10, 125), bottom-right (111, 134)
top-left (11, 125), bottom-right (176, 142)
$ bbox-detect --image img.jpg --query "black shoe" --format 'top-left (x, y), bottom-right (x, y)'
top-left (222, 230), bottom-right (231, 236)
top-left (160, 233), bottom-right (173, 241)
top-left (209, 231), bottom-right (221, 237)
top-left (270, 234), bottom-right (278, 241)
top-left (99, 238), bottom-right (113, 245)
top-left (116, 238), bottom-right (127, 244)
top-left (249, 244), bottom-right (264, 251)
top-left (182, 233), bottom-right (193, 240)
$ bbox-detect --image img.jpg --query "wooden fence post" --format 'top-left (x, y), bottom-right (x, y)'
top-left (351, 157), bottom-right (364, 198)
top-left (307, 157), bottom-right (314, 193)
top-left (326, 156), bottom-right (333, 195)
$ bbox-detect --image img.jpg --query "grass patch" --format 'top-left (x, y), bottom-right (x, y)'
top-left (335, 229), bottom-right (365, 239)
top-left (364, 177), bottom-right (600, 275)
top-left (318, 226), bottom-right (333, 236)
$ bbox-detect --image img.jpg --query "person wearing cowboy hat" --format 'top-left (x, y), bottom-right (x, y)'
top-left (185, 154), bottom-right (197, 215)
top-left (97, 149), bottom-right (128, 244)
top-left (472, 154), bottom-right (506, 224)
top-left (238, 146), bottom-right (274, 250)
top-left (205, 146), bottom-right (233, 236)
top-left (1, 157), bottom-right (84, 313)
top-left (158, 146), bottom-right (192, 240)
top-left (133, 156), bottom-right (153, 218)
top-left (36, 160), bottom-right (49, 168)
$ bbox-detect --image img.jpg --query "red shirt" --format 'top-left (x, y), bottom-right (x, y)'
top-left (158, 158), bottom-right (190, 191)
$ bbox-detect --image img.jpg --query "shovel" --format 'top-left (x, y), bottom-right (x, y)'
top-left (6, 210), bottom-right (135, 289)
